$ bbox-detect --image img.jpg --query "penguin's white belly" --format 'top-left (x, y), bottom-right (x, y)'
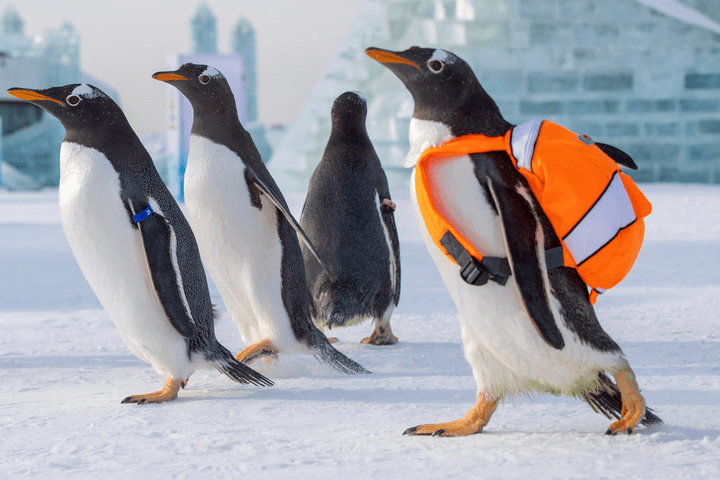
top-left (58, 143), bottom-right (191, 378)
top-left (185, 136), bottom-right (296, 351)
top-left (411, 157), bottom-right (623, 396)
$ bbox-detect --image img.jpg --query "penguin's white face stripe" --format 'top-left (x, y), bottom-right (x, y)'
top-left (70, 84), bottom-right (100, 99)
top-left (147, 197), bottom-right (195, 326)
top-left (201, 66), bottom-right (221, 78)
top-left (429, 49), bottom-right (450, 64)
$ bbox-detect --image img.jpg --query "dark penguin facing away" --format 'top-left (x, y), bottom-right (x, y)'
top-left (7, 84), bottom-right (272, 403)
top-left (300, 91), bottom-right (401, 346)
top-left (366, 46), bottom-right (661, 436)
top-left (152, 64), bottom-right (369, 374)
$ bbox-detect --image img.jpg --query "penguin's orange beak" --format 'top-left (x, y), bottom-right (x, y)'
top-left (152, 72), bottom-right (188, 82)
top-left (365, 48), bottom-right (421, 70)
top-left (6, 88), bottom-right (65, 106)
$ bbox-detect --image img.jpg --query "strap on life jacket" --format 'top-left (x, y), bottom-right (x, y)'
top-left (440, 230), bottom-right (565, 286)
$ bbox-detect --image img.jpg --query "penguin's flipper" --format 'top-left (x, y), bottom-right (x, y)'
top-left (248, 173), bottom-right (334, 278)
top-left (596, 142), bottom-right (638, 170)
top-left (485, 178), bottom-right (565, 350)
top-left (379, 196), bottom-right (402, 306)
top-left (133, 205), bottom-right (196, 339)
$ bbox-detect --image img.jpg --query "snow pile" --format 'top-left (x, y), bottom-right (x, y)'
top-left (1, 184), bottom-right (719, 478)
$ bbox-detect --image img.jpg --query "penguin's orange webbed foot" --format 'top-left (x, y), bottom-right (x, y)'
top-left (361, 325), bottom-right (398, 345)
top-left (121, 376), bottom-right (183, 405)
top-left (235, 339), bottom-right (278, 365)
top-left (403, 395), bottom-right (497, 437)
top-left (403, 419), bottom-right (484, 437)
top-left (605, 390), bottom-right (646, 435)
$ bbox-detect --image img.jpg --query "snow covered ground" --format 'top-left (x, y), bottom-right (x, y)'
top-left (1, 183), bottom-right (719, 478)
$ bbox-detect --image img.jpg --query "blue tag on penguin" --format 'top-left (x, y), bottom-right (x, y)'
top-left (133, 205), bottom-right (153, 223)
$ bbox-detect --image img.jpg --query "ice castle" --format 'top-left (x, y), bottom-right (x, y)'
top-left (0, 6), bottom-right (79, 188)
top-left (269, 0), bottom-right (720, 191)
top-left (0, 5), bottom-right (118, 189)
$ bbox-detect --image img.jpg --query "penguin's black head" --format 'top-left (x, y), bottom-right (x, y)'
top-left (153, 63), bottom-right (238, 120)
top-left (6, 84), bottom-right (133, 143)
top-left (330, 91), bottom-right (367, 129)
top-left (365, 46), bottom-right (510, 137)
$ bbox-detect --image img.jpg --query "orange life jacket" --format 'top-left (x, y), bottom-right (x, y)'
top-left (415, 119), bottom-right (652, 304)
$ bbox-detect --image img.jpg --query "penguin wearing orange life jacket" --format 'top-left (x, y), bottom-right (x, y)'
top-left (366, 46), bottom-right (661, 436)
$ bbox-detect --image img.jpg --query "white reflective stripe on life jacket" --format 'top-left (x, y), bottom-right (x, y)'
top-left (510, 118), bottom-right (544, 172)
top-left (563, 172), bottom-right (637, 266)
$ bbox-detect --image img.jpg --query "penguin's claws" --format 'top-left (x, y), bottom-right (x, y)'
top-left (403, 426), bottom-right (418, 435)
top-left (431, 429), bottom-right (446, 437)
top-left (605, 427), bottom-right (634, 436)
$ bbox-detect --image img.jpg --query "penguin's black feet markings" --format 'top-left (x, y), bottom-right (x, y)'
top-left (235, 339), bottom-right (278, 365)
top-left (121, 376), bottom-right (183, 405)
top-left (361, 325), bottom-right (399, 345)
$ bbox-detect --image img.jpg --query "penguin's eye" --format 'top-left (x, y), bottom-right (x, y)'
top-left (428, 60), bottom-right (444, 74)
top-left (198, 74), bottom-right (211, 85)
top-left (66, 95), bottom-right (81, 106)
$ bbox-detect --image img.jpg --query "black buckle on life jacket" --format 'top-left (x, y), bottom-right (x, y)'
top-left (439, 231), bottom-right (512, 286)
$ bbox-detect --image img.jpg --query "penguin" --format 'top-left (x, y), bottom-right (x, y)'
top-left (152, 64), bottom-right (369, 374)
top-left (300, 91), bottom-right (401, 345)
top-left (365, 46), bottom-right (661, 435)
top-left (7, 84), bottom-right (272, 404)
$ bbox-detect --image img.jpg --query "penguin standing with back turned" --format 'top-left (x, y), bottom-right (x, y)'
top-left (153, 64), bottom-right (369, 374)
top-left (300, 91), bottom-right (401, 345)
top-left (366, 46), bottom-right (661, 436)
top-left (7, 84), bottom-right (272, 403)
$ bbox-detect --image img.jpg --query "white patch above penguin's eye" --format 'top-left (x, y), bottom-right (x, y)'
top-left (198, 74), bottom-right (211, 85)
top-left (66, 95), bottom-right (81, 107)
top-left (70, 84), bottom-right (100, 99)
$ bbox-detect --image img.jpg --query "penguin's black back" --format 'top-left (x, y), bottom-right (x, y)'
top-left (301, 92), bottom-right (397, 324)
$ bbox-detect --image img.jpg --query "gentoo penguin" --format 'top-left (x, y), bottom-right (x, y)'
top-left (366, 46), bottom-right (661, 435)
top-left (152, 64), bottom-right (369, 374)
top-left (7, 84), bottom-right (272, 403)
top-left (300, 91), bottom-right (401, 345)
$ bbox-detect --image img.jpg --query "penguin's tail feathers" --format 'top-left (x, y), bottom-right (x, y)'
top-left (583, 371), bottom-right (662, 427)
top-left (310, 333), bottom-right (371, 375)
top-left (316, 284), bottom-right (375, 330)
top-left (212, 348), bottom-right (274, 387)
